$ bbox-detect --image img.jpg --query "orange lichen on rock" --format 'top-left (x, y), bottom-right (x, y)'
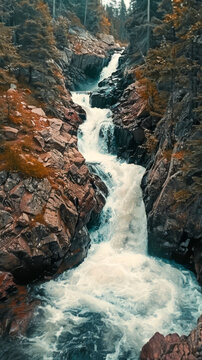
top-left (2, 89), bottom-right (48, 131)
top-left (0, 280), bottom-right (39, 336)
top-left (0, 144), bottom-right (51, 178)
top-left (0, 89), bottom-right (52, 179)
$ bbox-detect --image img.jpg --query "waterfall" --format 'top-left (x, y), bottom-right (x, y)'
top-left (1, 53), bottom-right (201, 360)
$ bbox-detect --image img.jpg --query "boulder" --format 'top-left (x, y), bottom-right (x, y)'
top-left (0, 272), bottom-right (39, 336)
top-left (0, 272), bottom-right (17, 301)
top-left (140, 316), bottom-right (202, 360)
top-left (0, 210), bottom-right (13, 229)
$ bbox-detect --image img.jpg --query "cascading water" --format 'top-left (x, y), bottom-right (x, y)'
top-left (98, 52), bottom-right (121, 84)
top-left (0, 54), bottom-right (201, 360)
top-left (82, 52), bottom-right (121, 92)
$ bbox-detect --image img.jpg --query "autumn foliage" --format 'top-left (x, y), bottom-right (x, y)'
top-left (0, 89), bottom-right (51, 179)
top-left (0, 144), bottom-right (50, 178)
top-left (100, 16), bottom-right (111, 35)
top-left (135, 67), bottom-right (167, 116)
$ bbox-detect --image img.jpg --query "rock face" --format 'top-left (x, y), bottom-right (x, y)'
top-left (141, 91), bottom-right (202, 284)
top-left (90, 53), bottom-right (131, 109)
top-left (90, 44), bottom-right (202, 287)
top-left (112, 80), bottom-right (153, 165)
top-left (89, 58), bottom-right (152, 164)
top-left (0, 89), bottom-right (107, 286)
top-left (140, 316), bottom-right (202, 360)
top-left (58, 27), bottom-right (118, 89)
top-left (0, 272), bottom-right (38, 336)
top-left (108, 72), bottom-right (202, 284)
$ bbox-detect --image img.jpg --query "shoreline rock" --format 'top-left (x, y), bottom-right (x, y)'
top-left (140, 316), bottom-right (202, 360)
top-left (97, 65), bottom-right (202, 285)
top-left (0, 272), bottom-right (39, 336)
top-left (0, 86), bottom-right (107, 335)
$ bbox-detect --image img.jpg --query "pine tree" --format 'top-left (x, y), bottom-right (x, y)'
top-left (84, 0), bottom-right (103, 34)
top-left (106, 1), bottom-right (120, 39)
top-left (119, 0), bottom-right (127, 42)
top-left (53, 16), bottom-right (70, 50)
top-left (0, 23), bottom-right (18, 88)
top-left (15, 0), bottom-right (59, 84)
top-left (126, 0), bottom-right (161, 64)
top-left (0, 0), bottom-right (17, 26)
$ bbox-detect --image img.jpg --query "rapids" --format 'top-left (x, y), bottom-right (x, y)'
top-left (0, 53), bottom-right (201, 360)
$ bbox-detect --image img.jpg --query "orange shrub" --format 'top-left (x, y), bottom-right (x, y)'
top-left (0, 143), bottom-right (50, 178)
top-left (172, 151), bottom-right (185, 160)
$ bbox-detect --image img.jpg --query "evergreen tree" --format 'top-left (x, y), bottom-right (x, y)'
top-left (106, 1), bottom-right (120, 39)
top-left (85, 0), bottom-right (102, 33)
top-left (14, 0), bottom-right (59, 84)
top-left (119, 0), bottom-right (127, 42)
top-left (0, 0), bottom-right (17, 26)
top-left (138, 0), bottom-right (202, 197)
top-left (153, 0), bottom-right (201, 101)
top-left (126, 0), bottom-right (161, 63)
top-left (0, 23), bottom-right (18, 88)
top-left (106, 0), bottom-right (129, 41)
top-left (53, 16), bottom-right (70, 50)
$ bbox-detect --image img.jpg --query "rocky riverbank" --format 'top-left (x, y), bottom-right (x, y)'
top-left (91, 50), bottom-right (201, 356)
top-left (140, 315), bottom-right (202, 360)
top-left (93, 60), bottom-right (202, 287)
top-left (0, 85), bottom-right (108, 334)
top-left (0, 24), bottom-right (115, 334)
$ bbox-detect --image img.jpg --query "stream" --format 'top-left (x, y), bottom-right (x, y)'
top-left (0, 53), bottom-right (201, 360)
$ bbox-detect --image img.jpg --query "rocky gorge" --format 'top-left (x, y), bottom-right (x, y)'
top-left (88, 46), bottom-right (202, 358)
top-left (0, 1), bottom-right (201, 358)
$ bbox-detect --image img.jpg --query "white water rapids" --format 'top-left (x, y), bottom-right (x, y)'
top-left (2, 53), bottom-right (201, 360)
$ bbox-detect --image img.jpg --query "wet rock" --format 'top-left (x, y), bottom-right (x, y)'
top-left (48, 133), bottom-right (67, 153)
top-left (4, 174), bottom-right (20, 192)
top-left (20, 192), bottom-right (46, 216)
top-left (17, 213), bottom-right (30, 227)
top-left (110, 71), bottom-right (202, 284)
top-left (97, 33), bottom-right (116, 46)
top-left (0, 272), bottom-right (17, 301)
top-left (59, 26), bottom-right (117, 89)
top-left (33, 135), bottom-right (45, 149)
top-left (60, 203), bottom-right (78, 236)
top-left (140, 316), bottom-right (202, 360)
top-left (0, 279), bottom-right (39, 336)
top-left (0, 253), bottom-right (21, 273)
top-left (0, 171), bottom-right (8, 186)
top-left (0, 210), bottom-right (13, 229)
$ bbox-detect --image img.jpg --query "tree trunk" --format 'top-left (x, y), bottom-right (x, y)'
top-left (147, 0), bottom-right (151, 52)
top-left (84, 0), bottom-right (88, 26)
top-left (53, 0), bottom-right (56, 19)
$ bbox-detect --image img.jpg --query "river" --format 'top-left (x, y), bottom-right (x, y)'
top-left (0, 53), bottom-right (201, 360)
